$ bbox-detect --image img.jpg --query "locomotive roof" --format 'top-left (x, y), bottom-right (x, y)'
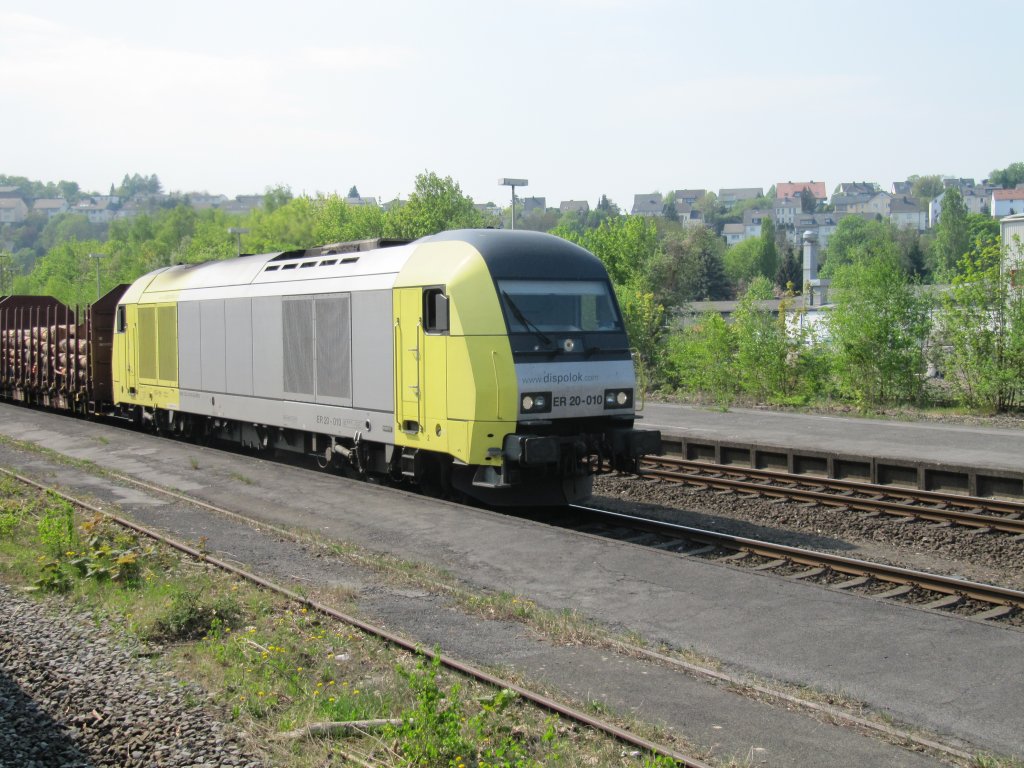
top-left (122, 230), bottom-right (610, 303)
top-left (422, 229), bottom-right (608, 281)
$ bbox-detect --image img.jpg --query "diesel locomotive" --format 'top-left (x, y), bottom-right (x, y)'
top-left (1, 229), bottom-right (660, 504)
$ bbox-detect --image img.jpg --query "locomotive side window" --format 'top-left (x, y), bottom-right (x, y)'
top-left (116, 305), bottom-right (126, 333)
top-left (423, 287), bottom-right (449, 334)
top-left (498, 280), bottom-right (622, 333)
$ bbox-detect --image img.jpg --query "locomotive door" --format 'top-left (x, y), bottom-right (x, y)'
top-left (394, 286), bottom-right (448, 449)
top-left (395, 287), bottom-right (423, 434)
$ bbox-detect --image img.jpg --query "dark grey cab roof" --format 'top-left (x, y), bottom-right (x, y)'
top-left (421, 229), bottom-right (609, 281)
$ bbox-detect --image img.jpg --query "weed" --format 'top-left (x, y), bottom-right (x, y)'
top-left (387, 652), bottom-right (550, 768)
top-left (189, 456), bottom-right (200, 470)
top-left (37, 495), bottom-right (76, 557)
top-left (30, 557), bottom-right (75, 593)
top-left (146, 587), bottom-right (243, 642)
top-left (230, 472), bottom-right (253, 485)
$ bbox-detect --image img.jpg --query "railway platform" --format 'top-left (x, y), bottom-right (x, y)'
top-left (640, 402), bottom-right (1024, 498)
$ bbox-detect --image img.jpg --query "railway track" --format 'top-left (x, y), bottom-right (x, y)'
top-left (567, 504), bottom-right (1024, 625)
top-left (641, 455), bottom-right (1024, 535)
top-left (0, 466), bottom-right (712, 768)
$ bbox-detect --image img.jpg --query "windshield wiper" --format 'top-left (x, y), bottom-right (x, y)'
top-left (501, 290), bottom-right (553, 349)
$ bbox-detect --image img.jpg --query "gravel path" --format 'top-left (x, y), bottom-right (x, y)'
top-left (593, 475), bottom-right (1024, 591)
top-left (0, 585), bottom-right (263, 768)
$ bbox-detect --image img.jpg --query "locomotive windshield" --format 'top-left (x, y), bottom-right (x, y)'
top-left (497, 279), bottom-right (623, 333)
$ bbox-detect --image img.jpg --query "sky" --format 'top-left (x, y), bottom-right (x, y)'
top-left (2, 0), bottom-right (1022, 211)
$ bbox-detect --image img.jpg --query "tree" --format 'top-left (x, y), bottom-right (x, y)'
top-left (931, 187), bottom-right (969, 278)
top-left (799, 187), bottom-right (816, 213)
top-left (822, 216), bottom-right (900, 277)
top-left (775, 245), bottom-right (801, 292)
top-left (933, 243), bottom-right (1024, 412)
top-left (732, 276), bottom-right (793, 400)
top-left (693, 192), bottom-right (723, 233)
top-left (759, 217), bottom-right (778, 279)
top-left (827, 253), bottom-right (932, 407)
top-left (909, 174), bottom-right (944, 206)
top-left (383, 171), bottom-right (482, 240)
top-left (989, 161), bottom-right (1024, 189)
top-left (263, 184), bottom-right (294, 214)
top-left (347, 186), bottom-right (360, 198)
top-left (662, 191), bottom-right (679, 222)
top-left (651, 226), bottom-right (729, 304)
top-left (0, 249), bottom-right (13, 294)
top-left (723, 238), bottom-right (763, 288)
top-left (553, 215), bottom-right (657, 290)
top-left (662, 311), bottom-right (736, 403)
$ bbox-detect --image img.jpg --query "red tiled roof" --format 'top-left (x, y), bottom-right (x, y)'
top-left (776, 181), bottom-right (827, 200)
top-left (994, 189), bottom-right (1024, 200)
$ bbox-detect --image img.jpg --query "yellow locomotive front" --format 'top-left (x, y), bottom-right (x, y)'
top-left (393, 230), bottom-right (660, 505)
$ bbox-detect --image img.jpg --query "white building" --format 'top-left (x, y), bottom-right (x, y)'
top-left (993, 189), bottom-right (1024, 219)
top-left (1001, 213), bottom-right (1024, 283)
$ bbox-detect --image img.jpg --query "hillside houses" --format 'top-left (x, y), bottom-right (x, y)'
top-left (618, 171), bottom-right (1024, 249)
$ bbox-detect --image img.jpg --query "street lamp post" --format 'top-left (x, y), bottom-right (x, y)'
top-left (87, 253), bottom-right (108, 301)
top-left (228, 227), bottom-right (250, 258)
top-left (499, 178), bottom-right (528, 230)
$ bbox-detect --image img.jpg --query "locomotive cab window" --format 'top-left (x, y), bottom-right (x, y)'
top-left (498, 279), bottom-right (623, 333)
top-left (115, 305), bottom-right (126, 333)
top-left (423, 287), bottom-right (449, 334)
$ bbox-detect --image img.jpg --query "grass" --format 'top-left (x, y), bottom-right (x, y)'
top-left (1, 443), bottom-right (1011, 766)
top-left (0, 480), bottom-right (695, 768)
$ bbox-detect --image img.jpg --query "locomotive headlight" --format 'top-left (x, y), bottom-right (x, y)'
top-left (520, 391), bottom-right (552, 414)
top-left (604, 388), bottom-right (633, 409)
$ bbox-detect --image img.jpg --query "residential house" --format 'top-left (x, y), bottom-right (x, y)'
top-left (742, 208), bottom-right (772, 239)
top-left (673, 189), bottom-right (706, 207)
top-left (674, 203), bottom-right (705, 228)
top-left (0, 186), bottom-right (21, 198)
top-left (522, 196), bottom-right (546, 214)
top-left (718, 187), bottom-right (763, 208)
top-left (1001, 213), bottom-right (1024, 282)
top-left (32, 198), bottom-right (69, 219)
top-left (834, 182), bottom-right (878, 196)
top-left (344, 195), bottom-right (379, 207)
top-left (776, 181), bottom-right (827, 203)
top-left (187, 193), bottom-right (229, 210)
top-left (943, 177), bottom-right (976, 190)
top-left (114, 200), bottom-right (145, 219)
top-left (631, 193), bottom-right (663, 216)
top-left (72, 197), bottom-right (114, 223)
top-left (891, 180), bottom-right (913, 196)
top-left (0, 198), bottom-right (28, 223)
top-left (832, 191), bottom-right (892, 217)
top-left (723, 222), bottom-right (745, 246)
top-left (993, 188), bottom-right (1024, 219)
top-left (889, 196), bottom-right (927, 231)
top-left (217, 195), bottom-right (263, 215)
top-left (474, 203), bottom-right (502, 221)
top-left (774, 196), bottom-right (799, 227)
top-left (559, 200), bottom-right (590, 214)
top-left (220, 195), bottom-right (265, 215)
top-left (788, 212), bottom-right (847, 250)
